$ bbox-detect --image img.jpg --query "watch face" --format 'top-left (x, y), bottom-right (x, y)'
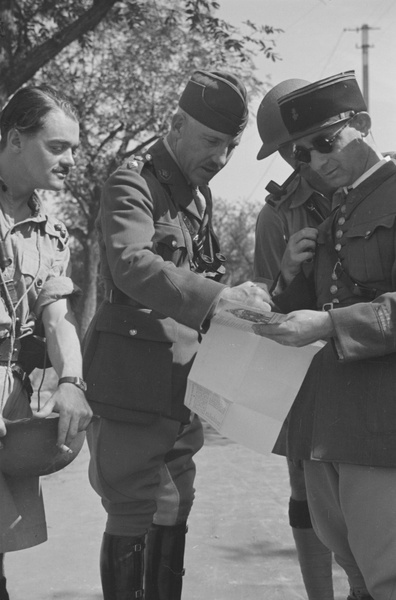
top-left (76, 378), bottom-right (87, 392)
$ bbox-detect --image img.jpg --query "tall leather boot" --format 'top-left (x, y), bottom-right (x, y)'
top-left (100, 532), bottom-right (145, 600)
top-left (144, 523), bottom-right (187, 600)
top-left (0, 554), bottom-right (9, 600)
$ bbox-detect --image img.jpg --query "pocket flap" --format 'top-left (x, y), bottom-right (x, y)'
top-left (95, 302), bottom-right (178, 343)
top-left (345, 213), bottom-right (396, 240)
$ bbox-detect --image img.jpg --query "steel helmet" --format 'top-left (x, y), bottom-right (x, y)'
top-left (0, 415), bottom-right (86, 477)
top-left (256, 78), bottom-right (311, 160)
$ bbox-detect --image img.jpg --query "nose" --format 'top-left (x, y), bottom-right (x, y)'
top-left (309, 150), bottom-right (330, 172)
top-left (212, 146), bottom-right (230, 169)
top-left (60, 148), bottom-right (76, 167)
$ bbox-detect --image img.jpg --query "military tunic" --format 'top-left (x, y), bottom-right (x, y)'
top-left (83, 139), bottom-right (227, 536)
top-left (274, 159), bottom-right (396, 466)
top-left (254, 172), bottom-right (331, 293)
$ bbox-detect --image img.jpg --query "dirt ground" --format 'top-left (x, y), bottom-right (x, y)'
top-left (3, 414), bottom-right (348, 600)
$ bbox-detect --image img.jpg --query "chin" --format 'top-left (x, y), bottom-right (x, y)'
top-left (49, 179), bottom-right (66, 191)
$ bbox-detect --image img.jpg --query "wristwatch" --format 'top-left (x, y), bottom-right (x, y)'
top-left (58, 376), bottom-right (87, 392)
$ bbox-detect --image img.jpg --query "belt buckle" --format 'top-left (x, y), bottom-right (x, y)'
top-left (322, 302), bottom-right (334, 311)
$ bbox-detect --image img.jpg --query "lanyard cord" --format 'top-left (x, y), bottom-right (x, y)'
top-left (0, 225), bottom-right (45, 413)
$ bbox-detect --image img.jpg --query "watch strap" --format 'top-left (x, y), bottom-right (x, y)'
top-left (58, 376), bottom-right (87, 392)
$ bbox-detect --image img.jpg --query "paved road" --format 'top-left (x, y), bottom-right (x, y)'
top-left (5, 420), bottom-right (347, 599)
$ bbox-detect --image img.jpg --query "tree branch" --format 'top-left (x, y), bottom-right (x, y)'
top-left (0, 0), bottom-right (121, 98)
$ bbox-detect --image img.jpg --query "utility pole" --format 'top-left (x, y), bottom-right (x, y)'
top-left (344, 24), bottom-right (379, 110)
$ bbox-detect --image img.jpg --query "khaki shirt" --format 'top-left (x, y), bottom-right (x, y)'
top-left (0, 179), bottom-right (78, 339)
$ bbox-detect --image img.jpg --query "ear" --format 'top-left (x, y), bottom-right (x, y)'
top-left (170, 112), bottom-right (186, 139)
top-left (351, 112), bottom-right (371, 137)
top-left (7, 128), bottom-right (23, 153)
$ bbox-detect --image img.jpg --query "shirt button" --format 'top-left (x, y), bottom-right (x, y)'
top-left (171, 240), bottom-right (178, 248)
top-left (129, 329), bottom-right (138, 336)
top-left (335, 243), bottom-right (342, 252)
top-left (330, 285), bottom-right (338, 294)
top-left (335, 229), bottom-right (343, 239)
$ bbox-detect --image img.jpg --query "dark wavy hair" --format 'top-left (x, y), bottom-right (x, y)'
top-left (0, 85), bottom-right (79, 148)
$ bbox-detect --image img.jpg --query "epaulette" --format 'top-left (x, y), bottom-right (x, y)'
top-left (265, 170), bottom-right (301, 208)
top-left (119, 153), bottom-right (153, 175)
top-left (45, 217), bottom-right (69, 248)
top-left (265, 193), bottom-right (280, 208)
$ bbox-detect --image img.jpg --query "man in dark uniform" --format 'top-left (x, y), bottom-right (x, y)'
top-left (254, 71), bottom-right (396, 600)
top-left (83, 70), bottom-right (272, 599)
top-left (253, 79), bottom-right (338, 600)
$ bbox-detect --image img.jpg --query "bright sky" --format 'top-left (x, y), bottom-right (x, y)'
top-left (210, 0), bottom-right (396, 205)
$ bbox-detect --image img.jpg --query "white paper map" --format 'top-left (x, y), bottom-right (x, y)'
top-left (185, 301), bottom-right (324, 455)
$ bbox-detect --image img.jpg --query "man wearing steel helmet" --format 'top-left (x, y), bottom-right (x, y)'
top-left (83, 70), bottom-right (272, 599)
top-left (253, 79), bottom-right (339, 600)
top-left (254, 71), bottom-right (396, 600)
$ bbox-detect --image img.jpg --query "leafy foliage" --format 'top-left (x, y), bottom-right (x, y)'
top-left (212, 197), bottom-right (264, 285)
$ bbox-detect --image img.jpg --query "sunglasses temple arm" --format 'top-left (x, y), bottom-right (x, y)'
top-left (265, 164), bottom-right (301, 197)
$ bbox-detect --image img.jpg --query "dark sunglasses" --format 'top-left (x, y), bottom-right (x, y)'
top-left (292, 118), bottom-right (354, 164)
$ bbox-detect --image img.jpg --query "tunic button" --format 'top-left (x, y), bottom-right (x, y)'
top-left (330, 285), bottom-right (338, 294)
top-left (340, 205), bottom-right (347, 213)
top-left (171, 240), bottom-right (178, 248)
top-left (338, 217), bottom-right (345, 225)
top-left (332, 298), bottom-right (340, 305)
top-left (129, 329), bottom-right (138, 336)
top-left (335, 243), bottom-right (342, 252)
top-left (335, 229), bottom-right (343, 239)
top-left (331, 272), bottom-right (338, 281)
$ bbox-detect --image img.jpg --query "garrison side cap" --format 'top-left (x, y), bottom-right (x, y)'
top-left (178, 70), bottom-right (249, 137)
top-left (278, 70), bottom-right (367, 141)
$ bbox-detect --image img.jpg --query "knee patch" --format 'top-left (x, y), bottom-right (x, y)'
top-left (289, 497), bottom-right (313, 529)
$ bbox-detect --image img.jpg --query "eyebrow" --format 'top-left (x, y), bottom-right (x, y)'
top-left (46, 138), bottom-right (79, 147)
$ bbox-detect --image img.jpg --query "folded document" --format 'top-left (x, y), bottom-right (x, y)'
top-left (185, 301), bottom-right (324, 455)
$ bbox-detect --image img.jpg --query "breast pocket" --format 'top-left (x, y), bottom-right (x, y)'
top-left (153, 222), bottom-right (188, 266)
top-left (20, 253), bottom-right (51, 293)
top-left (345, 213), bottom-right (396, 283)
